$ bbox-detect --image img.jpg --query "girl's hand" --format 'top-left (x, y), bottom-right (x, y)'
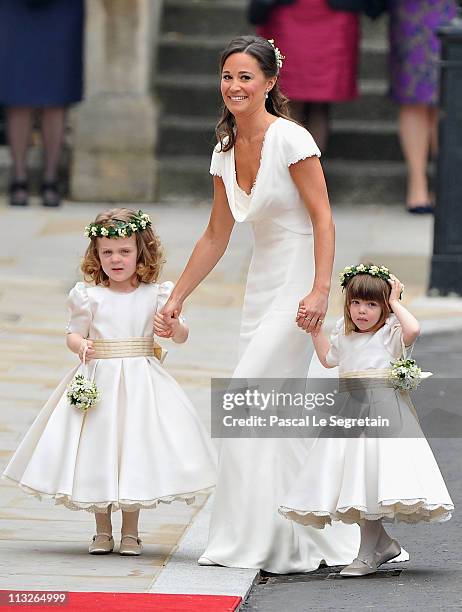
top-left (388, 276), bottom-right (404, 305)
top-left (157, 295), bottom-right (183, 338)
top-left (154, 312), bottom-right (175, 338)
top-left (296, 289), bottom-right (328, 336)
top-left (79, 339), bottom-right (94, 363)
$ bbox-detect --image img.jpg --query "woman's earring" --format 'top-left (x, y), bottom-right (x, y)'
top-left (265, 90), bottom-right (269, 99)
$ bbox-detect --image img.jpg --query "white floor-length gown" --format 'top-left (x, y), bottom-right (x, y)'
top-left (200, 118), bottom-right (360, 573)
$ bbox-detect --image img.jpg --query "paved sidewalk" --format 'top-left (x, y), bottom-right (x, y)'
top-left (0, 199), bottom-right (461, 601)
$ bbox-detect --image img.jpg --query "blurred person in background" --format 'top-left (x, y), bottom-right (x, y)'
top-left (0, 0), bottom-right (84, 207)
top-left (256, 0), bottom-right (360, 152)
top-left (388, 0), bottom-right (457, 214)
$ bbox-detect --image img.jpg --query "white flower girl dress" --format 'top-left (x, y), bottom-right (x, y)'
top-left (279, 315), bottom-right (454, 527)
top-left (3, 281), bottom-right (217, 512)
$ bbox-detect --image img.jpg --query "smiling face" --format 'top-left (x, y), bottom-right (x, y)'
top-left (97, 235), bottom-right (138, 289)
top-left (220, 52), bottom-right (275, 116)
top-left (349, 298), bottom-right (383, 332)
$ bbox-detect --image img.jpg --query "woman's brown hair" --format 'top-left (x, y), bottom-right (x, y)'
top-left (216, 35), bottom-right (293, 152)
top-left (343, 272), bottom-right (392, 334)
top-left (81, 208), bottom-right (164, 286)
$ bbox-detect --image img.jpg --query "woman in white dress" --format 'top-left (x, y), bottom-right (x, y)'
top-left (157, 35), bottom-right (360, 573)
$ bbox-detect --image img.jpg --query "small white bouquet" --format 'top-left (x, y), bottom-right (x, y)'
top-left (67, 374), bottom-right (100, 412)
top-left (389, 358), bottom-right (425, 391)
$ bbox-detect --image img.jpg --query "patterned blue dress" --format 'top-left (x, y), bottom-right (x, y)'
top-left (0, 0), bottom-right (84, 106)
top-left (388, 0), bottom-right (457, 105)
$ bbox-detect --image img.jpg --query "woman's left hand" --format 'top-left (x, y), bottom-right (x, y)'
top-left (296, 289), bottom-right (329, 336)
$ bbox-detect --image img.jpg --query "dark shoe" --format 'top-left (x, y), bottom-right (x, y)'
top-left (9, 180), bottom-right (28, 206)
top-left (41, 180), bottom-right (61, 207)
top-left (406, 204), bottom-right (434, 215)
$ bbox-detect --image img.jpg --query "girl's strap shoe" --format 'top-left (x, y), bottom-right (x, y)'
top-left (88, 532), bottom-right (114, 555)
top-left (339, 539), bottom-right (402, 577)
top-left (119, 534), bottom-right (142, 556)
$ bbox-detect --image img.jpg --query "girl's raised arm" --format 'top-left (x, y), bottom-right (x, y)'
top-left (388, 278), bottom-right (421, 347)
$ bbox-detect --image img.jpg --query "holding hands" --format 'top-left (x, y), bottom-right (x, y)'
top-left (154, 300), bottom-right (189, 344)
top-left (295, 288), bottom-right (328, 336)
top-left (154, 311), bottom-right (180, 339)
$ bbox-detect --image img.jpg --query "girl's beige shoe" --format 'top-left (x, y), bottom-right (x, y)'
top-left (119, 534), bottom-right (142, 556)
top-left (339, 539), bottom-right (402, 577)
top-left (88, 533), bottom-right (114, 555)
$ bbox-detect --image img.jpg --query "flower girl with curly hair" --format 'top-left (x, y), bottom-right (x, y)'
top-left (3, 208), bottom-right (216, 556)
top-left (280, 264), bottom-right (454, 576)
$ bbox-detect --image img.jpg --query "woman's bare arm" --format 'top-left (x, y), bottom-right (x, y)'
top-left (159, 176), bottom-right (235, 327)
top-left (289, 156), bottom-right (335, 336)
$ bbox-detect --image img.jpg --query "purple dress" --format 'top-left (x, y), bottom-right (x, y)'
top-left (389, 0), bottom-right (457, 105)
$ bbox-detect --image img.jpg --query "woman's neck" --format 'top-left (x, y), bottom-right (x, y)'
top-left (234, 109), bottom-right (276, 144)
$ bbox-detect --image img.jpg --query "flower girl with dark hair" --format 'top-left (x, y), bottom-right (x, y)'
top-left (3, 208), bottom-right (216, 556)
top-left (280, 265), bottom-right (454, 576)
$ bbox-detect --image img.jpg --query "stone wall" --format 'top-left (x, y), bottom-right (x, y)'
top-left (71, 0), bottom-right (163, 202)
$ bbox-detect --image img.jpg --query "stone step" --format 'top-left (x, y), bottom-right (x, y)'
top-left (162, 0), bottom-right (251, 39)
top-left (328, 120), bottom-right (402, 160)
top-left (157, 33), bottom-right (388, 82)
top-left (331, 83), bottom-right (396, 121)
top-left (157, 114), bottom-right (402, 160)
top-left (157, 155), bottom-right (414, 205)
top-left (162, 0), bottom-right (387, 42)
top-left (155, 74), bottom-right (396, 121)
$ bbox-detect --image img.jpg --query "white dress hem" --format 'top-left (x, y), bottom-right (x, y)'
top-left (279, 498), bottom-right (454, 528)
top-left (3, 474), bottom-right (215, 513)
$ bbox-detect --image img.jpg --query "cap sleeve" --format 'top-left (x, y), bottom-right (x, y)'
top-left (156, 281), bottom-right (175, 312)
top-left (282, 121), bottom-right (321, 167)
top-left (210, 143), bottom-right (224, 177)
top-left (156, 281), bottom-right (186, 324)
top-left (325, 317), bottom-right (344, 367)
top-left (66, 282), bottom-right (91, 337)
top-left (383, 314), bottom-right (413, 358)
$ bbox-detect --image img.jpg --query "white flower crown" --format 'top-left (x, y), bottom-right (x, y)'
top-left (84, 210), bottom-right (152, 239)
top-left (268, 39), bottom-right (285, 69)
top-left (339, 264), bottom-right (392, 288)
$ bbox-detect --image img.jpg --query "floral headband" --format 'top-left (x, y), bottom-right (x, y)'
top-left (268, 39), bottom-right (285, 69)
top-left (339, 264), bottom-right (392, 289)
top-left (84, 210), bottom-right (152, 239)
